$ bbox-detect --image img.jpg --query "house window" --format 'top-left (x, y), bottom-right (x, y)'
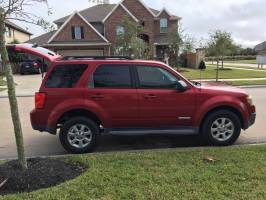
top-left (116, 26), bottom-right (125, 36)
top-left (160, 18), bottom-right (168, 33)
top-left (5, 27), bottom-right (12, 38)
top-left (71, 26), bottom-right (84, 40)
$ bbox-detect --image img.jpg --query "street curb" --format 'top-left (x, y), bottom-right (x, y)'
top-left (0, 95), bottom-right (34, 98)
top-left (1, 142), bottom-right (266, 161)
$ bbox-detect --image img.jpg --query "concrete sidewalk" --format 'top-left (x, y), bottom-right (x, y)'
top-left (193, 77), bottom-right (266, 82)
top-left (206, 62), bottom-right (263, 69)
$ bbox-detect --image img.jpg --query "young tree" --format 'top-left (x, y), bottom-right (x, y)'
top-left (114, 16), bottom-right (148, 58)
top-left (0, 0), bottom-right (52, 170)
top-left (168, 24), bottom-right (183, 70)
top-left (207, 30), bottom-right (235, 81)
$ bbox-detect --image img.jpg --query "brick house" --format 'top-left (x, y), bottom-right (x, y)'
top-left (27, 0), bottom-right (181, 59)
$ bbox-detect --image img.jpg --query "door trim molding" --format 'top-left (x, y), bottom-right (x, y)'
top-left (104, 127), bottom-right (199, 136)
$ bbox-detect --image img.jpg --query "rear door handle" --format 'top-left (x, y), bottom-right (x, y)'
top-left (144, 94), bottom-right (157, 99)
top-left (90, 94), bottom-right (104, 99)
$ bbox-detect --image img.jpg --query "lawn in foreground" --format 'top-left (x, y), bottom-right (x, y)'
top-left (2, 145), bottom-right (266, 200)
top-left (180, 65), bottom-right (266, 80)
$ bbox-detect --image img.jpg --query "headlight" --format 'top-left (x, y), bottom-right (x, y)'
top-left (246, 95), bottom-right (253, 105)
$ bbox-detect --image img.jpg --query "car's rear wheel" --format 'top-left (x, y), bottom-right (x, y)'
top-left (202, 110), bottom-right (241, 146)
top-left (59, 117), bottom-right (99, 154)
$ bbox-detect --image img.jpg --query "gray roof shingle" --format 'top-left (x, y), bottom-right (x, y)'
top-left (54, 4), bottom-right (116, 24)
top-left (26, 31), bottom-right (56, 45)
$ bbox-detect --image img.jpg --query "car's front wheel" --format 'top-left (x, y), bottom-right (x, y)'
top-left (202, 110), bottom-right (241, 146)
top-left (59, 117), bottom-right (99, 154)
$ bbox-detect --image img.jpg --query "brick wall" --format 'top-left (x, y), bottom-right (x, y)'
top-left (52, 14), bottom-right (104, 42)
top-left (104, 5), bottom-right (137, 48)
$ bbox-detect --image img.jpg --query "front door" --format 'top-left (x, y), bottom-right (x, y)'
top-left (136, 65), bottom-right (196, 128)
top-left (86, 64), bottom-right (138, 128)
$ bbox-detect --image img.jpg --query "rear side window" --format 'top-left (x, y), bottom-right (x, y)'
top-left (90, 65), bottom-right (132, 88)
top-left (45, 64), bottom-right (87, 88)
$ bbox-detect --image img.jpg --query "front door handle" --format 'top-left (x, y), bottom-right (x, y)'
top-left (144, 94), bottom-right (158, 99)
top-left (90, 94), bottom-right (104, 99)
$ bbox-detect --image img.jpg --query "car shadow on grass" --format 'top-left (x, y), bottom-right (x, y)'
top-left (95, 135), bottom-right (206, 152)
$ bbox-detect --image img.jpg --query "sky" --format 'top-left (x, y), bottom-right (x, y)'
top-left (13, 0), bottom-right (266, 48)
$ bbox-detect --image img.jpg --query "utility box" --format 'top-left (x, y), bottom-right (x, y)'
top-left (255, 41), bottom-right (266, 68)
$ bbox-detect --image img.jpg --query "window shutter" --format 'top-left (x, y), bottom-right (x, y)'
top-left (71, 26), bottom-right (75, 39)
top-left (81, 27), bottom-right (84, 39)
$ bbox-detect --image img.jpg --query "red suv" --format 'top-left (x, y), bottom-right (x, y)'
top-left (10, 44), bottom-right (256, 153)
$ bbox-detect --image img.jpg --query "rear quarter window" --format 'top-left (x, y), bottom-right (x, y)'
top-left (45, 64), bottom-right (87, 88)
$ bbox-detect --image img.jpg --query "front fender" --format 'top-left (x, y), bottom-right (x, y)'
top-left (195, 95), bottom-right (249, 127)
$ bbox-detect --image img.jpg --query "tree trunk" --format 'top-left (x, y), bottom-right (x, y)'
top-left (216, 58), bottom-right (219, 82)
top-left (221, 56), bottom-right (224, 69)
top-left (0, 14), bottom-right (27, 170)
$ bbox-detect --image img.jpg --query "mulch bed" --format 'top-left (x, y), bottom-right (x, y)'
top-left (0, 158), bottom-right (86, 195)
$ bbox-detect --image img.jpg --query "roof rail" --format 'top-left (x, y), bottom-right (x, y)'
top-left (61, 56), bottom-right (133, 60)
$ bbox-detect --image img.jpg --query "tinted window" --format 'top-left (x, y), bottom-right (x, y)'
top-left (137, 66), bottom-right (177, 89)
top-left (45, 64), bottom-right (87, 88)
top-left (91, 65), bottom-right (131, 88)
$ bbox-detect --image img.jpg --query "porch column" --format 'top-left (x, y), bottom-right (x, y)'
top-left (153, 44), bottom-right (157, 59)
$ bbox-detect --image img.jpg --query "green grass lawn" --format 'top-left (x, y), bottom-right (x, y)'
top-left (180, 66), bottom-right (266, 80)
top-left (2, 145), bottom-right (266, 200)
top-left (226, 80), bottom-right (266, 86)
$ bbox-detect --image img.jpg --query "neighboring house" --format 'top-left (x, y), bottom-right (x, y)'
top-left (5, 20), bottom-right (32, 43)
top-left (27, 0), bottom-right (181, 58)
top-left (255, 41), bottom-right (266, 68)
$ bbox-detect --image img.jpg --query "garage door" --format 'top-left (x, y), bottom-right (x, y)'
top-left (58, 50), bottom-right (104, 57)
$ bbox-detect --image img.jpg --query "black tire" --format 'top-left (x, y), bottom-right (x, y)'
top-left (202, 110), bottom-right (241, 146)
top-left (59, 117), bottom-right (99, 154)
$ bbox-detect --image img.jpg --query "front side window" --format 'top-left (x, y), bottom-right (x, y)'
top-left (116, 26), bottom-right (125, 36)
top-left (90, 65), bottom-right (132, 88)
top-left (45, 64), bottom-right (87, 88)
top-left (160, 18), bottom-right (168, 33)
top-left (72, 26), bottom-right (84, 39)
top-left (137, 66), bottom-right (177, 89)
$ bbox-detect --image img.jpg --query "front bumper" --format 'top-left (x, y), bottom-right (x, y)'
top-left (244, 112), bottom-right (256, 130)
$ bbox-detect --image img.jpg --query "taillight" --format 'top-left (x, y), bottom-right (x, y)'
top-left (35, 92), bottom-right (46, 109)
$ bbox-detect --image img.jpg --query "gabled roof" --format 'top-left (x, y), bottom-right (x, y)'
top-left (156, 8), bottom-right (171, 17)
top-left (121, 0), bottom-right (156, 17)
top-left (53, 1), bottom-right (180, 25)
top-left (48, 11), bottom-right (109, 44)
top-left (102, 3), bottom-right (139, 23)
top-left (54, 4), bottom-right (116, 24)
top-left (5, 20), bottom-right (32, 35)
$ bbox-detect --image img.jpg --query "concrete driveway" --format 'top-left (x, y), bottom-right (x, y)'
top-left (0, 87), bottom-right (265, 159)
top-left (0, 74), bottom-right (42, 97)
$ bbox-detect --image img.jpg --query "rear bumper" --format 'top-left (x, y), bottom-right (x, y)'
top-left (31, 124), bottom-right (56, 135)
top-left (244, 112), bottom-right (256, 130)
top-left (30, 109), bottom-right (56, 134)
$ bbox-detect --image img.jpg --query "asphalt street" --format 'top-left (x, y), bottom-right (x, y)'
top-left (0, 87), bottom-right (265, 159)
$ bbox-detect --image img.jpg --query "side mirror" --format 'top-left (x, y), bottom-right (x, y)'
top-left (176, 80), bottom-right (188, 92)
